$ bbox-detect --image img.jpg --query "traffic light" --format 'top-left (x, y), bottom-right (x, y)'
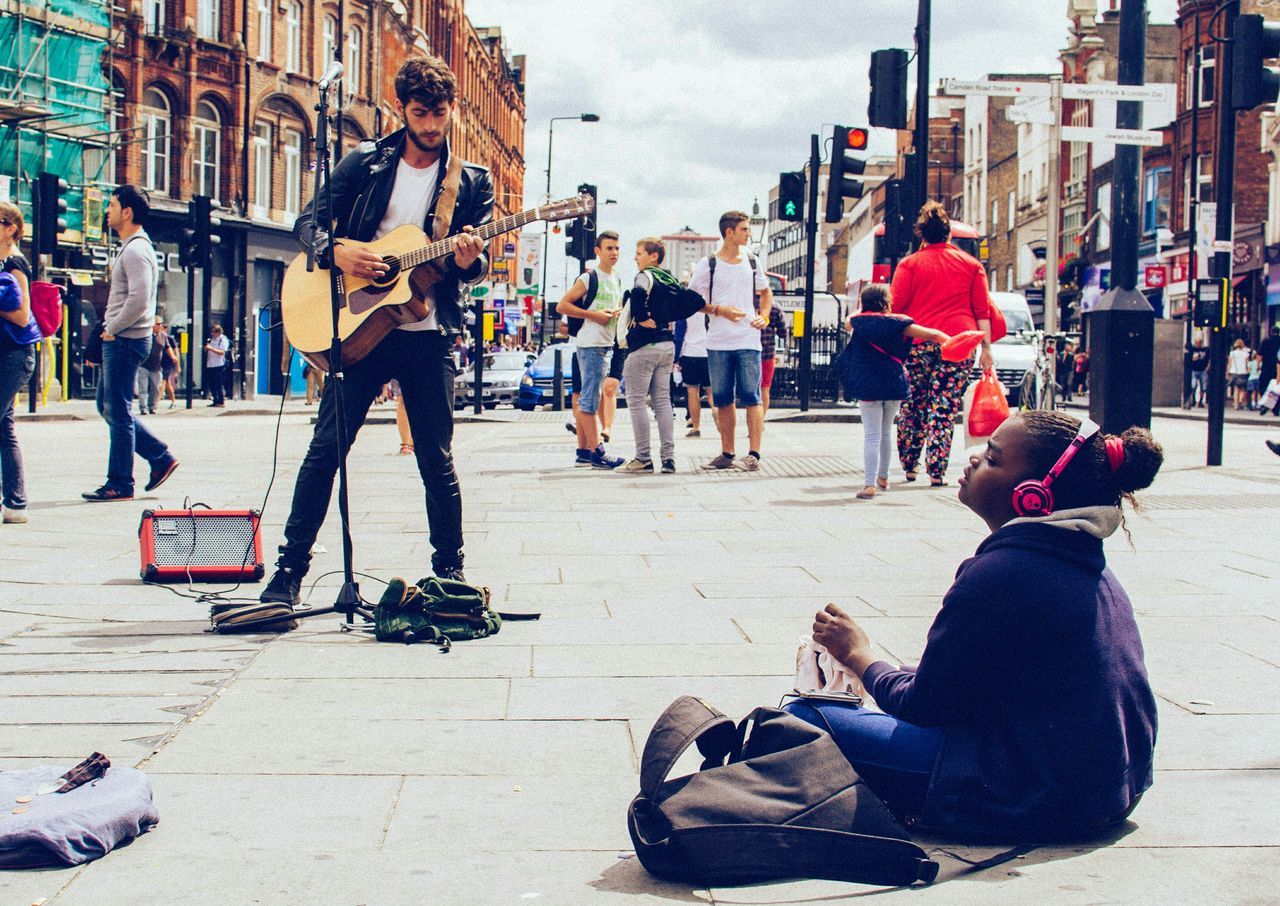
top-left (777, 171), bottom-right (804, 222)
top-left (869, 49), bottom-right (909, 129)
top-left (33, 172), bottom-right (69, 254)
top-left (181, 196), bottom-right (221, 268)
top-left (882, 178), bottom-right (911, 262)
top-left (179, 204), bottom-right (199, 269)
top-left (825, 126), bottom-right (868, 223)
top-left (572, 183), bottom-right (597, 261)
top-left (1232, 14), bottom-right (1280, 110)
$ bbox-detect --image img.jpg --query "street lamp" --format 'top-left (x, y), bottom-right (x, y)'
top-left (540, 113), bottom-right (600, 348)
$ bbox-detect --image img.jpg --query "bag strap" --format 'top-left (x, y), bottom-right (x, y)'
top-left (585, 268), bottom-right (599, 306)
top-left (867, 339), bottom-right (904, 366)
top-left (638, 696), bottom-right (738, 798)
top-left (663, 823), bottom-right (939, 887)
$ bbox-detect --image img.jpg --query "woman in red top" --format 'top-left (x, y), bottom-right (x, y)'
top-left (890, 203), bottom-right (995, 485)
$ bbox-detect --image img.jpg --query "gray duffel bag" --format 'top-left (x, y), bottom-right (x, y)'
top-left (627, 696), bottom-right (938, 888)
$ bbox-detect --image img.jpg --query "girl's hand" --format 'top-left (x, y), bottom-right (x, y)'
top-left (812, 603), bottom-right (874, 675)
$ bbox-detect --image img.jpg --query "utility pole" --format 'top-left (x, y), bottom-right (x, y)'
top-left (1087, 0), bottom-right (1153, 435)
top-left (1207, 0), bottom-right (1239, 466)
top-left (800, 133), bottom-right (820, 411)
top-left (1045, 75), bottom-right (1063, 335)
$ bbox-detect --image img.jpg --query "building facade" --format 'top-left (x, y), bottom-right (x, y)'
top-left (662, 227), bottom-right (719, 283)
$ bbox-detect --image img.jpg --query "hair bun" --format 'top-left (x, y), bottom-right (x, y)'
top-left (1114, 427), bottom-right (1163, 495)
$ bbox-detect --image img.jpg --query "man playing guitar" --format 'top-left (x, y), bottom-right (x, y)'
top-left (260, 55), bottom-right (492, 617)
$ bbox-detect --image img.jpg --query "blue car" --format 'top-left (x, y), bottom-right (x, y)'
top-left (517, 342), bottom-right (576, 410)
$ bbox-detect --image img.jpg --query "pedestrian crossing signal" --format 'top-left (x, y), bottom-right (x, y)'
top-left (778, 171), bottom-right (804, 222)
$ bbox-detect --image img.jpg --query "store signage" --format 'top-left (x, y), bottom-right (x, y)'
top-left (1144, 264), bottom-right (1167, 288)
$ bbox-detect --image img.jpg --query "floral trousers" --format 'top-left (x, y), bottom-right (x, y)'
top-left (896, 342), bottom-right (970, 481)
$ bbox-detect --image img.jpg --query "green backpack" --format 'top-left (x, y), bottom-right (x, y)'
top-left (374, 576), bottom-right (502, 647)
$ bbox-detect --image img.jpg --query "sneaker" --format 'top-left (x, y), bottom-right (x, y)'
top-left (1267, 440), bottom-right (1280, 457)
top-left (736, 454), bottom-right (760, 472)
top-left (661, 459), bottom-right (676, 474)
top-left (703, 453), bottom-right (736, 470)
top-left (620, 458), bottom-right (653, 473)
top-left (3, 507), bottom-right (28, 524)
top-left (686, 428), bottom-right (701, 438)
top-left (565, 422), bottom-right (576, 434)
top-left (574, 448), bottom-right (592, 467)
top-left (81, 485), bottom-right (133, 502)
top-left (260, 565), bottom-right (303, 608)
top-left (590, 446), bottom-right (624, 470)
top-left (145, 458), bottom-right (180, 493)
top-left (437, 566), bottom-right (467, 582)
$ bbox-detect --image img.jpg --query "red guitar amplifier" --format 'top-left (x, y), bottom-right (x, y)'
top-left (138, 509), bottom-right (265, 582)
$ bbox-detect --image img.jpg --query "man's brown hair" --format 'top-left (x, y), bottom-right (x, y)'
top-left (636, 236), bottom-right (664, 264)
top-left (595, 230), bottom-right (619, 249)
top-left (718, 210), bottom-right (749, 237)
top-left (395, 56), bottom-right (456, 108)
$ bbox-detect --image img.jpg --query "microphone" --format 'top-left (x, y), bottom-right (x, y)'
top-left (318, 60), bottom-right (344, 91)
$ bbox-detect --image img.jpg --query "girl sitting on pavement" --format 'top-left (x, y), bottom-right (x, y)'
top-left (844, 285), bottom-right (949, 499)
top-left (788, 410), bottom-right (1163, 841)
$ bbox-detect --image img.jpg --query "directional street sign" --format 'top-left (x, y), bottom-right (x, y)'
top-left (1061, 82), bottom-right (1175, 104)
top-left (945, 78), bottom-right (1049, 98)
top-left (1060, 125), bottom-right (1164, 147)
top-left (1006, 104), bottom-right (1055, 125)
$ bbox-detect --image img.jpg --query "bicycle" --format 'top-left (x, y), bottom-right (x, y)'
top-left (1016, 331), bottom-right (1061, 412)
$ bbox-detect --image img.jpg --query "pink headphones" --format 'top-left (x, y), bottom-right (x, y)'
top-left (1011, 418), bottom-right (1100, 517)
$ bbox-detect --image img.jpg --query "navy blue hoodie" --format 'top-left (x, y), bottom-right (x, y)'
top-left (863, 509), bottom-right (1157, 840)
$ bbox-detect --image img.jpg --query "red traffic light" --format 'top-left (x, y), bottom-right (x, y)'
top-left (844, 127), bottom-right (869, 150)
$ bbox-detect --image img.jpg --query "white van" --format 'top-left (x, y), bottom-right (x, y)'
top-left (974, 292), bottom-right (1037, 403)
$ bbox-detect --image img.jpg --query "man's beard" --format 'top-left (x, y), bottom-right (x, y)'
top-left (406, 128), bottom-right (444, 154)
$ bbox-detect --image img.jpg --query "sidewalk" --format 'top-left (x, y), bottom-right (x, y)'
top-left (0, 407), bottom-right (1276, 904)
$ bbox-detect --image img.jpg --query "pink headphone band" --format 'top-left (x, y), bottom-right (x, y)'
top-left (1105, 436), bottom-right (1125, 474)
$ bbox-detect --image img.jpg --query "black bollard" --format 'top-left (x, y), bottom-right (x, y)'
top-left (552, 347), bottom-right (564, 411)
top-left (1087, 289), bottom-right (1154, 433)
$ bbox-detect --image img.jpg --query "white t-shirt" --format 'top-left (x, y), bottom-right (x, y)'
top-left (206, 333), bottom-right (229, 367)
top-left (1227, 347), bottom-right (1250, 375)
top-left (680, 311), bottom-right (708, 358)
top-left (572, 268), bottom-right (623, 348)
top-left (688, 254), bottom-right (767, 352)
top-left (375, 157), bottom-right (441, 332)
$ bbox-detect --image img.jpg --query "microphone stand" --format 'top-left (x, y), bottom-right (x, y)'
top-left (236, 77), bottom-right (371, 631)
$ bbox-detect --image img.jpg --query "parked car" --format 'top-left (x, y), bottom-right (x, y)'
top-left (971, 292), bottom-right (1037, 404)
top-left (517, 342), bottom-right (575, 410)
top-left (455, 350), bottom-right (535, 409)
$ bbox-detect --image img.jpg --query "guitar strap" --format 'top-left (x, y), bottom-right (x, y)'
top-left (403, 150), bottom-right (465, 315)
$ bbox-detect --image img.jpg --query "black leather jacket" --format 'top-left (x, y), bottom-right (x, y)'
top-left (292, 129), bottom-right (494, 335)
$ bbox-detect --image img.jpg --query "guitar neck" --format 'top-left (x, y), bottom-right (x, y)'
top-left (399, 208), bottom-right (547, 270)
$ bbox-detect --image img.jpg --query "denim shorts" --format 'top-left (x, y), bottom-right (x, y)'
top-left (706, 348), bottom-right (762, 408)
top-left (575, 346), bottom-right (611, 414)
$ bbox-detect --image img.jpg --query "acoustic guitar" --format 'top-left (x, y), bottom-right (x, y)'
top-left (282, 193), bottom-right (593, 369)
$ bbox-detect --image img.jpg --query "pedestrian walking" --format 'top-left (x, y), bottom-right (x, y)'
top-left (789, 411), bottom-right (1163, 840)
top-left (759, 302), bottom-right (786, 415)
top-left (204, 323), bottom-right (229, 407)
top-left (303, 361), bottom-right (325, 405)
top-left (1186, 337), bottom-right (1209, 408)
top-left (160, 323), bottom-right (180, 408)
top-left (1258, 327), bottom-right (1280, 417)
top-left (258, 54), bottom-right (492, 616)
top-left (0, 201), bottom-right (39, 524)
top-left (556, 231), bottom-right (625, 469)
top-left (1227, 339), bottom-right (1251, 410)
top-left (82, 185), bottom-right (179, 502)
top-left (1072, 346), bottom-right (1090, 397)
top-left (674, 311), bottom-right (711, 437)
top-left (619, 237), bottom-right (678, 474)
top-left (1055, 341), bottom-right (1075, 402)
top-left (843, 285), bottom-right (949, 500)
top-left (890, 202), bottom-right (995, 487)
top-left (689, 210), bottom-right (771, 471)
top-left (1246, 350), bottom-right (1262, 410)
top-left (599, 341), bottom-right (625, 444)
top-left (135, 316), bottom-right (167, 414)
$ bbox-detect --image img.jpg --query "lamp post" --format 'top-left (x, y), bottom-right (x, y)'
top-left (540, 113), bottom-right (600, 349)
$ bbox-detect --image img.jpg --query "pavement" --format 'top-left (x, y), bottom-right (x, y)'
top-left (2, 396), bottom-right (1278, 904)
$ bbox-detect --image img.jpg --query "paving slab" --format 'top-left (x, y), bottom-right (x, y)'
top-left (507, 675), bottom-right (789, 720)
top-left (203, 677), bottom-right (511, 720)
top-left (245, 641), bottom-right (532, 679)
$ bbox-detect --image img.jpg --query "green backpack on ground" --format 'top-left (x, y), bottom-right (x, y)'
top-left (374, 576), bottom-right (501, 647)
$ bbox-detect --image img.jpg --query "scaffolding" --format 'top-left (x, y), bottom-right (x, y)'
top-left (0, 0), bottom-right (111, 245)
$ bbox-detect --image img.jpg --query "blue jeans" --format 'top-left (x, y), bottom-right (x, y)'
top-left (785, 701), bottom-right (943, 817)
top-left (0, 344), bottom-right (35, 510)
top-left (96, 336), bottom-right (172, 493)
top-left (575, 346), bottom-right (611, 415)
top-left (859, 399), bottom-right (902, 482)
top-left (706, 348), bottom-right (762, 408)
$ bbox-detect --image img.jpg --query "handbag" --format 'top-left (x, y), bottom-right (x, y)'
top-left (1260, 378), bottom-right (1280, 412)
top-left (627, 696), bottom-right (938, 887)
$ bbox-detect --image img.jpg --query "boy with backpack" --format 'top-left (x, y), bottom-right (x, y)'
top-left (688, 211), bottom-right (772, 471)
top-left (619, 238), bottom-right (680, 473)
top-left (556, 231), bottom-right (625, 469)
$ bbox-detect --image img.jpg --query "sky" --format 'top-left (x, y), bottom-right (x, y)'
top-left (464, 0), bottom-right (1180, 295)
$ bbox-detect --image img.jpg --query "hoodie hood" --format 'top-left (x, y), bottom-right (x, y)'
top-left (1005, 505), bottom-right (1121, 539)
top-left (971, 506), bottom-right (1120, 574)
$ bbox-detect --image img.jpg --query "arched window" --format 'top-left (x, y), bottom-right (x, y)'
top-left (252, 121), bottom-right (272, 217)
top-left (346, 25), bottom-right (362, 95)
top-left (141, 88), bottom-right (171, 194)
top-left (283, 129), bottom-right (303, 216)
top-left (193, 101), bottom-right (221, 199)
top-left (256, 0), bottom-right (272, 60)
top-left (322, 15), bottom-right (338, 76)
top-left (285, 1), bottom-right (302, 72)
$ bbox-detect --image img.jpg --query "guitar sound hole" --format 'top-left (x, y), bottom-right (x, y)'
top-left (371, 257), bottom-right (401, 286)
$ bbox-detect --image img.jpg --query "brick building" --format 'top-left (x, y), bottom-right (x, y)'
top-left (97, 0), bottom-right (524, 398)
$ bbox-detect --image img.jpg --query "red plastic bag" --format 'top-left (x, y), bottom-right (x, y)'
top-left (940, 330), bottom-right (985, 362)
top-left (30, 281), bottom-right (63, 338)
top-left (966, 367), bottom-right (1011, 439)
top-left (987, 302), bottom-right (1007, 343)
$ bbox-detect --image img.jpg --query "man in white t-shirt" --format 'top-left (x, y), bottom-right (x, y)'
top-left (688, 211), bottom-right (772, 471)
top-left (203, 323), bottom-right (230, 407)
top-left (556, 231), bottom-right (625, 469)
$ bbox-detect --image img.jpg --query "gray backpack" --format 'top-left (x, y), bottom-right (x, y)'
top-left (627, 696), bottom-right (938, 887)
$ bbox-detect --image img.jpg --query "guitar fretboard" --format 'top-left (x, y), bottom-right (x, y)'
top-left (398, 208), bottom-right (548, 270)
